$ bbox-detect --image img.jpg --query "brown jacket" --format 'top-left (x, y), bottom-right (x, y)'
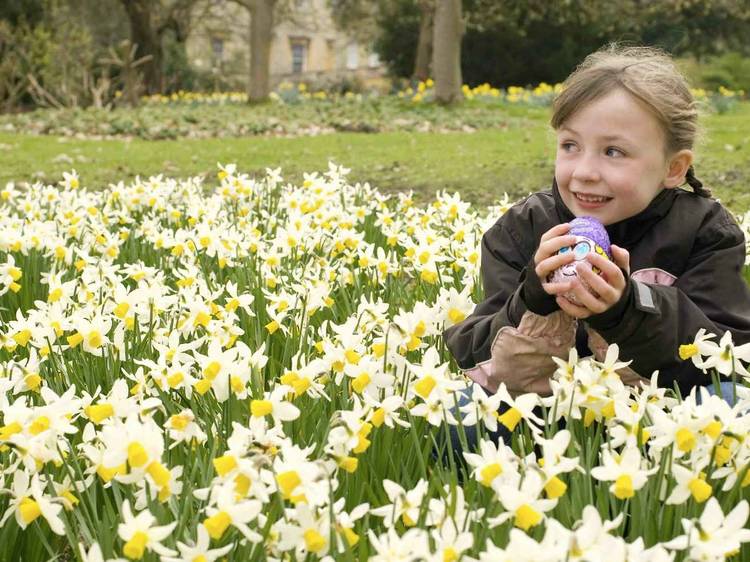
top-left (443, 181), bottom-right (750, 397)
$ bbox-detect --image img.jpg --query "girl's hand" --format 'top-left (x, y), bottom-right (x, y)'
top-left (551, 245), bottom-right (631, 319)
top-left (534, 223), bottom-right (578, 296)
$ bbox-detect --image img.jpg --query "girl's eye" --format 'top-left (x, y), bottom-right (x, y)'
top-left (560, 142), bottom-right (576, 152)
top-left (606, 147), bottom-right (625, 158)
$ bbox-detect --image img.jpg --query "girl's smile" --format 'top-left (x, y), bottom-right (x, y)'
top-left (571, 192), bottom-right (613, 209)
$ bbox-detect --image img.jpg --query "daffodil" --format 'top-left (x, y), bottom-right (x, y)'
top-left (489, 470), bottom-right (557, 530)
top-left (370, 479), bottom-right (429, 528)
top-left (495, 383), bottom-right (545, 433)
top-left (700, 330), bottom-right (750, 378)
top-left (274, 503), bottom-right (332, 557)
top-left (200, 484), bottom-right (263, 542)
top-left (459, 383), bottom-right (505, 432)
top-left (663, 498), bottom-right (750, 559)
top-left (160, 526), bottom-right (234, 562)
top-left (463, 437), bottom-right (519, 488)
top-left (0, 471), bottom-right (65, 535)
top-left (367, 528), bottom-right (430, 561)
top-left (250, 385), bottom-right (300, 426)
top-left (666, 459), bottom-right (714, 505)
top-left (116, 500), bottom-right (176, 559)
top-left (590, 446), bottom-right (657, 500)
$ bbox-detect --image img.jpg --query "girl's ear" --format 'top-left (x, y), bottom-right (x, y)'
top-left (663, 149), bottom-right (694, 189)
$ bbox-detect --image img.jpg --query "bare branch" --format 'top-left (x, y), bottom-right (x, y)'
top-left (26, 73), bottom-right (65, 110)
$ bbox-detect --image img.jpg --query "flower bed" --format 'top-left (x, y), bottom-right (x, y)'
top-left (0, 166), bottom-right (749, 561)
top-left (0, 82), bottom-right (745, 141)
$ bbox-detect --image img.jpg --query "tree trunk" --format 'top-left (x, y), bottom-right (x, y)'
top-left (413, 0), bottom-right (434, 82)
top-left (432, 0), bottom-right (463, 104)
top-left (248, 0), bottom-right (276, 102)
top-left (120, 0), bottom-right (163, 94)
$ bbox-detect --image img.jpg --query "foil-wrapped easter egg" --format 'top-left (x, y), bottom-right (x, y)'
top-left (548, 216), bottom-right (612, 305)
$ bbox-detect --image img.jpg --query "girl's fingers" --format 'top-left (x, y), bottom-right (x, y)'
top-left (611, 245), bottom-right (631, 274)
top-left (568, 279), bottom-right (607, 314)
top-left (542, 280), bottom-right (574, 295)
top-left (577, 264), bottom-right (619, 304)
top-left (589, 253), bottom-right (626, 286)
top-left (556, 295), bottom-right (591, 319)
top-left (535, 234), bottom-right (577, 265)
top-left (535, 250), bottom-right (576, 280)
top-left (540, 223), bottom-right (571, 243)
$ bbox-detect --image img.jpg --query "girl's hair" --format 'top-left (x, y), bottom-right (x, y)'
top-left (551, 44), bottom-right (711, 198)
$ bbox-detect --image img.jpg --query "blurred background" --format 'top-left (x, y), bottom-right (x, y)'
top-left (3, 0), bottom-right (750, 106)
top-left (0, 0), bottom-right (748, 209)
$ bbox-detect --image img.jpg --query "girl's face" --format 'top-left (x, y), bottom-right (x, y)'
top-left (554, 88), bottom-right (673, 226)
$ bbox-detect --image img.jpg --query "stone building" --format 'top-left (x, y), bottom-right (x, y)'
top-left (186, 0), bottom-right (385, 90)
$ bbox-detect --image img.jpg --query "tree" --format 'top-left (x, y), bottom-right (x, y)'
top-left (332, 0), bottom-right (432, 82)
top-left (118, 0), bottom-right (199, 94)
top-left (432, 0), bottom-right (462, 103)
top-left (0, 0), bottom-right (44, 27)
top-left (229, 0), bottom-right (278, 103)
top-left (375, 0), bottom-right (750, 88)
top-left (413, 0), bottom-right (433, 81)
top-left (328, 0), bottom-right (380, 45)
top-left (119, 0), bottom-right (163, 93)
top-left (638, 0), bottom-right (750, 58)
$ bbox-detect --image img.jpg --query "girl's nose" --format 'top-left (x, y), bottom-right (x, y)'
top-left (571, 153), bottom-right (601, 183)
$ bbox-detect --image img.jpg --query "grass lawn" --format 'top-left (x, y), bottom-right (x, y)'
top-left (1, 103), bottom-right (748, 211)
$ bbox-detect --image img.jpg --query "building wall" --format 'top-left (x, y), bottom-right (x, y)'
top-left (186, 0), bottom-right (385, 90)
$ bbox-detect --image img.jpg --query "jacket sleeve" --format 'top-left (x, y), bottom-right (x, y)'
top-left (587, 212), bottom-right (750, 397)
top-left (443, 219), bottom-right (528, 370)
top-left (443, 214), bottom-right (577, 395)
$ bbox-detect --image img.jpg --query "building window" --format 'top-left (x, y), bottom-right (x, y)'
top-left (211, 37), bottom-right (224, 63)
top-left (346, 42), bottom-right (359, 70)
top-left (290, 39), bottom-right (308, 74)
top-left (368, 51), bottom-right (380, 68)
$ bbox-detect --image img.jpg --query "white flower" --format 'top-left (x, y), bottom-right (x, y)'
top-left (463, 437), bottom-right (520, 489)
top-left (78, 542), bottom-right (126, 562)
top-left (117, 500), bottom-right (177, 559)
top-left (370, 479), bottom-right (429, 528)
top-left (249, 385), bottom-right (300, 426)
top-left (201, 483), bottom-right (263, 543)
top-left (695, 330), bottom-right (750, 378)
top-left (665, 457), bottom-right (713, 505)
top-left (160, 526), bottom-right (234, 562)
top-left (459, 383), bottom-right (504, 432)
top-left (590, 446), bottom-right (657, 500)
top-left (566, 506), bottom-right (626, 561)
top-left (495, 383), bottom-right (545, 433)
top-left (489, 470), bottom-right (557, 531)
top-left (0, 471), bottom-right (65, 535)
top-left (367, 528), bottom-right (430, 562)
top-left (663, 498), bottom-right (750, 560)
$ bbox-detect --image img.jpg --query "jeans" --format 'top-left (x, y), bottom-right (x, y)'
top-left (442, 386), bottom-right (512, 466)
top-left (700, 381), bottom-right (740, 406)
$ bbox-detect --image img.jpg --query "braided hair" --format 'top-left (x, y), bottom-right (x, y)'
top-left (685, 165), bottom-right (712, 198)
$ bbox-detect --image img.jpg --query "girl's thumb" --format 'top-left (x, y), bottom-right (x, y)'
top-left (611, 245), bottom-right (630, 274)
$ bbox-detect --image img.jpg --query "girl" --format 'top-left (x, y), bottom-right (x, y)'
top-left (444, 44), bottom-right (750, 401)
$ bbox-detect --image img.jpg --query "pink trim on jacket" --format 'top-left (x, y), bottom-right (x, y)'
top-left (631, 268), bottom-right (677, 286)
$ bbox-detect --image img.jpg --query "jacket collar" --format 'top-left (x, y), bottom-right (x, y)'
top-left (551, 178), bottom-right (678, 248)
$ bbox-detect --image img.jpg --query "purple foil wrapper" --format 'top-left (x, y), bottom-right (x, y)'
top-left (548, 216), bottom-right (612, 304)
top-left (568, 216), bottom-right (612, 259)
